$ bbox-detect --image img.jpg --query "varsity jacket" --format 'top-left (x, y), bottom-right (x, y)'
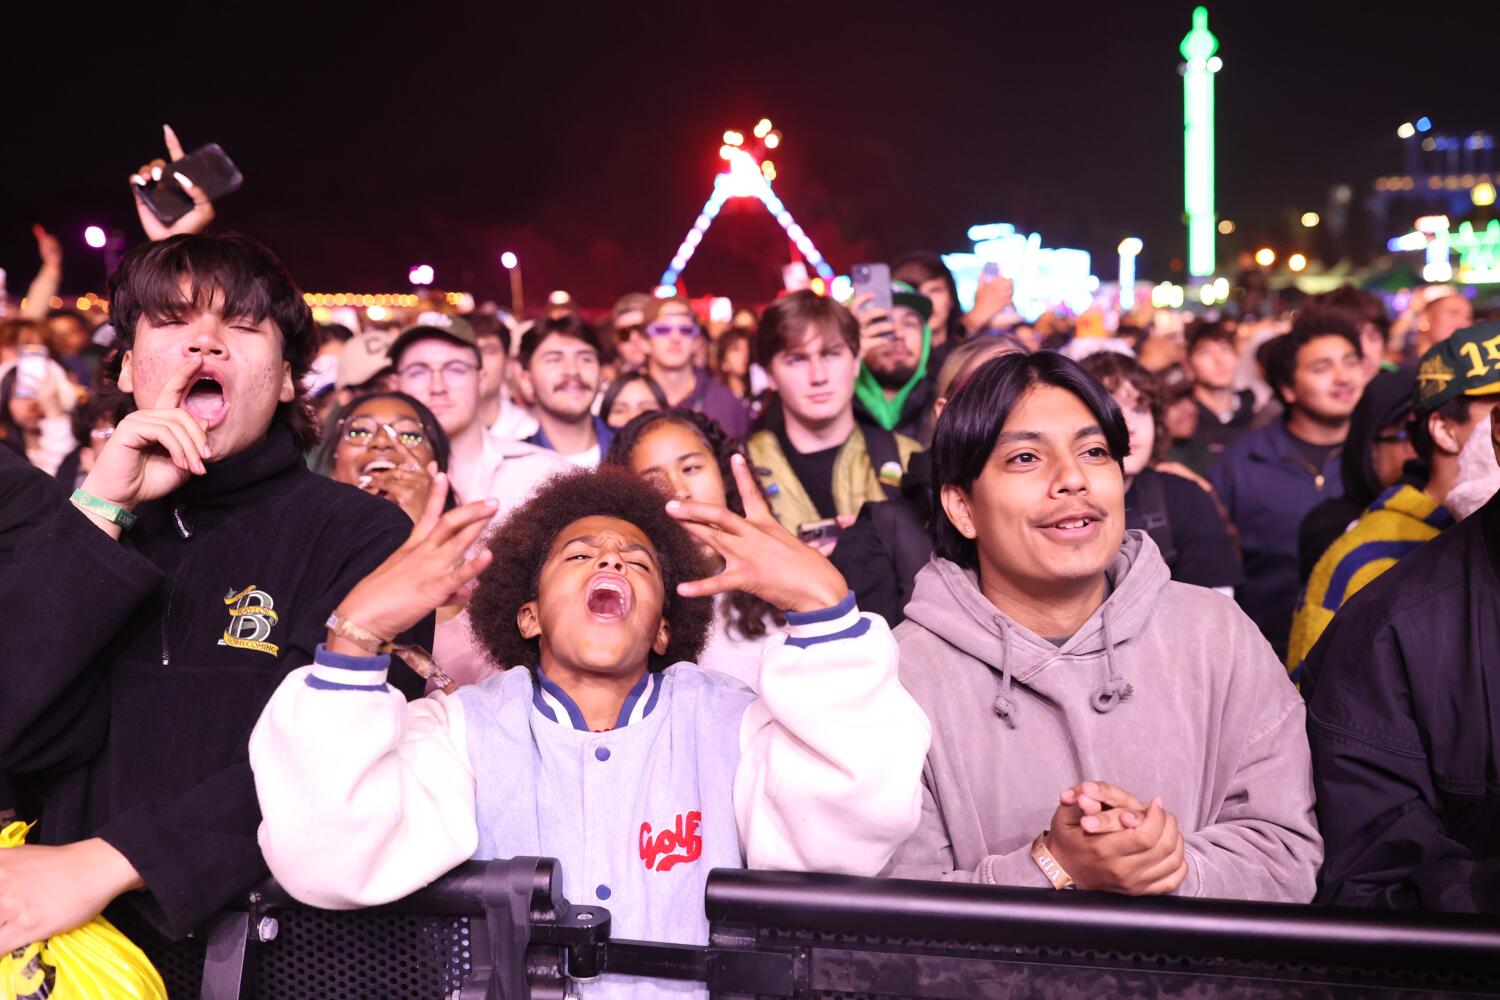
top-left (250, 593), bottom-right (930, 998)
top-left (0, 422), bottom-right (426, 937)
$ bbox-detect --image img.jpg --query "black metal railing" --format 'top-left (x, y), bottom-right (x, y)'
top-left (119, 862), bottom-right (1500, 999)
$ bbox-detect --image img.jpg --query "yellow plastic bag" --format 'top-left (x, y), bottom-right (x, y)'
top-left (1, 821), bottom-right (166, 1000)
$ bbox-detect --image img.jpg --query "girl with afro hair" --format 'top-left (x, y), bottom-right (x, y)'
top-left (606, 408), bottom-right (785, 689)
top-left (251, 462), bottom-right (930, 993)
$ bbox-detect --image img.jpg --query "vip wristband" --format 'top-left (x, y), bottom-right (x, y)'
top-left (325, 610), bottom-right (458, 695)
top-left (70, 489), bottom-right (138, 530)
top-left (1031, 833), bottom-right (1077, 890)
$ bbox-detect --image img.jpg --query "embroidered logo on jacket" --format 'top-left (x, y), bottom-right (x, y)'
top-left (218, 585), bottom-right (281, 657)
top-left (639, 811), bottom-right (702, 872)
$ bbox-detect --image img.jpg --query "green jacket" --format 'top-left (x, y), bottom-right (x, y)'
top-left (748, 426), bottom-right (923, 534)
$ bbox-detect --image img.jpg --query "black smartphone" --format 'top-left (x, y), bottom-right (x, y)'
top-left (134, 143), bottom-right (244, 226)
top-left (797, 518), bottom-right (844, 546)
top-left (850, 262), bottom-right (893, 319)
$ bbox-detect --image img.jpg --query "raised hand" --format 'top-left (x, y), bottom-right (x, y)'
top-left (33, 224), bottom-right (62, 270)
top-left (668, 452), bottom-right (848, 614)
top-left (329, 476), bottom-right (496, 648)
top-left (78, 356), bottom-right (212, 527)
top-left (966, 272), bottom-right (1015, 330)
top-left (851, 291), bottom-right (896, 361)
top-left (131, 124), bottom-right (216, 240)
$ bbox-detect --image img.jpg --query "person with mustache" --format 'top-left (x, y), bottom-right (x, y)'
top-left (887, 351), bottom-right (1321, 902)
top-left (521, 315), bottom-right (613, 468)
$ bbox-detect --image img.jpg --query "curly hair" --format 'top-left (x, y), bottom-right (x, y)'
top-left (467, 465), bottom-right (715, 672)
top-left (605, 408), bottom-right (786, 640)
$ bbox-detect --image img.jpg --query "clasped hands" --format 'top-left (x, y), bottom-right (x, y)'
top-left (1044, 780), bottom-right (1188, 895)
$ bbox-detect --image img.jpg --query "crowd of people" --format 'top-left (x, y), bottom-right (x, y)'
top-left (2, 136), bottom-right (1499, 996)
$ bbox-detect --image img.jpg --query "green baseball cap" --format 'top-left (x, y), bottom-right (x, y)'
top-left (892, 280), bottom-right (933, 323)
top-left (1415, 321), bottom-right (1500, 413)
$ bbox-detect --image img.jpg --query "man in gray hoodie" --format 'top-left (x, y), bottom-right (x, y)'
top-left (888, 351), bottom-right (1321, 901)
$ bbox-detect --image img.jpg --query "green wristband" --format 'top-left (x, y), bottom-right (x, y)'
top-left (71, 488), bottom-right (139, 531)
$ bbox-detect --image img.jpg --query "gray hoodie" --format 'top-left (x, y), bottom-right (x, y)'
top-left (888, 530), bottom-right (1321, 902)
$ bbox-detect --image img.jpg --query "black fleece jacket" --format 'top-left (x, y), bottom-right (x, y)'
top-left (0, 421), bottom-right (426, 937)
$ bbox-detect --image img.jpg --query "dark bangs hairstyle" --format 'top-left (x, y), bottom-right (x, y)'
top-left (930, 351), bottom-right (1130, 572)
top-left (310, 390), bottom-right (453, 500)
top-left (606, 408), bottom-right (786, 639)
top-left (468, 465), bottom-right (715, 672)
top-left (104, 232), bottom-right (319, 447)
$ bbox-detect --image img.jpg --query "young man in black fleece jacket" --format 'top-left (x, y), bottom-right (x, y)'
top-left (0, 233), bottom-right (425, 950)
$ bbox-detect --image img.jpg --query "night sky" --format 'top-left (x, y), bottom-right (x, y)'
top-left (6, 3), bottom-right (1497, 308)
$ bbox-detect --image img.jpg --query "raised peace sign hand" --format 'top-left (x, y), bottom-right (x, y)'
top-left (667, 453), bottom-right (850, 614)
top-left (131, 124), bottom-right (217, 241)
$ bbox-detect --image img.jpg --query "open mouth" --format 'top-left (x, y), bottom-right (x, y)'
top-left (585, 572), bottom-right (633, 622)
top-left (1041, 510), bottom-right (1103, 540)
top-left (183, 376), bottom-right (228, 427)
top-left (361, 458), bottom-right (397, 476)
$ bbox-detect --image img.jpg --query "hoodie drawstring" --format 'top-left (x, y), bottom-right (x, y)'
top-left (1090, 605), bottom-right (1133, 713)
top-left (991, 617), bottom-right (1018, 729)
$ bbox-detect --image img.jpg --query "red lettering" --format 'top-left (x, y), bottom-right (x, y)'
top-left (638, 811), bottom-right (704, 872)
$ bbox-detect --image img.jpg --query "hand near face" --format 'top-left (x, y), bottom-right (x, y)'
top-left (1045, 780), bottom-right (1188, 894)
top-left (359, 461), bottom-right (438, 525)
top-left (851, 292), bottom-right (896, 359)
top-left (79, 356), bottom-right (212, 517)
top-left (669, 453), bottom-right (849, 613)
top-left (332, 475), bottom-right (496, 646)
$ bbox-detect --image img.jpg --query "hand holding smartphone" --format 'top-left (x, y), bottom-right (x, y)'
top-left (15, 345), bottom-right (48, 400)
top-left (130, 125), bottom-right (239, 240)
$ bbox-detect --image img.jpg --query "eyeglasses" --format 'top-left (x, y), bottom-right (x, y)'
top-left (396, 361), bottom-right (479, 385)
top-left (617, 324), bottom-right (645, 338)
top-left (1374, 429), bottom-right (1409, 444)
top-left (344, 418), bottom-right (426, 449)
top-left (645, 322), bottom-right (700, 339)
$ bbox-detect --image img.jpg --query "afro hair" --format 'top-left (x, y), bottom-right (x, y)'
top-left (467, 465), bottom-right (716, 672)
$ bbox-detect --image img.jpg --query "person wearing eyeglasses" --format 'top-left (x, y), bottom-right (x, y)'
top-left (642, 297), bottom-right (750, 440)
top-left (390, 314), bottom-right (569, 524)
top-left (312, 390), bottom-right (499, 689)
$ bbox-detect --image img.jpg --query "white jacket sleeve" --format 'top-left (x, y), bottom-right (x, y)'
top-left (249, 646), bottom-right (479, 909)
top-left (735, 594), bottom-right (930, 875)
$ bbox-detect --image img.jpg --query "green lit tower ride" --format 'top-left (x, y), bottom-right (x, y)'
top-left (1180, 6), bottom-right (1221, 278)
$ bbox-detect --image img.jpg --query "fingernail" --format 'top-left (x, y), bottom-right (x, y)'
top-left (666, 500), bottom-right (681, 510)
top-left (130, 174), bottom-right (145, 187)
top-left (485, 498), bottom-right (498, 509)
top-left (151, 166), bottom-right (163, 181)
top-left (1081, 816), bottom-right (1098, 832)
top-left (731, 453), bottom-right (745, 464)
top-left (1123, 811), bottom-right (1137, 824)
top-left (173, 171), bottom-right (195, 190)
